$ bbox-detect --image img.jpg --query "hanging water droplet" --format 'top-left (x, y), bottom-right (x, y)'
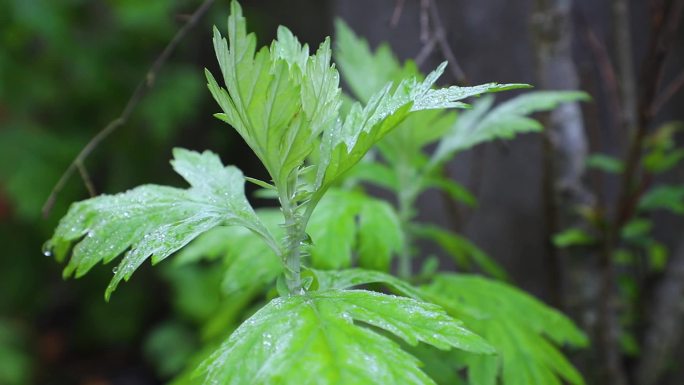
top-left (41, 241), bottom-right (54, 257)
top-left (112, 266), bottom-right (119, 275)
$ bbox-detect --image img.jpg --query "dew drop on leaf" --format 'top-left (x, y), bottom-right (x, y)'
top-left (41, 242), bottom-right (53, 257)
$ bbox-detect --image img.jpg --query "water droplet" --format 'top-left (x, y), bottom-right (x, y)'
top-left (112, 266), bottom-right (119, 274)
top-left (41, 241), bottom-right (55, 257)
top-left (263, 333), bottom-right (273, 348)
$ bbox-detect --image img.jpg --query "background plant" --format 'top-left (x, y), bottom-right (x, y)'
top-left (44, 2), bottom-right (544, 383)
top-left (2, 0), bottom-right (682, 383)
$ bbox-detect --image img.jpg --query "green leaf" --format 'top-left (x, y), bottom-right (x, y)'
top-left (334, 19), bottom-right (413, 103)
top-left (174, 209), bottom-right (284, 295)
top-left (0, 319), bottom-right (31, 385)
top-left (307, 189), bottom-right (403, 270)
top-left (552, 228), bottom-right (596, 248)
top-left (424, 177), bottom-right (477, 207)
top-left (45, 149), bottom-right (274, 299)
top-left (431, 91), bottom-right (589, 165)
top-left (206, 1), bottom-right (340, 189)
top-left (325, 19), bottom-right (529, 192)
top-left (161, 263), bottom-right (223, 323)
top-left (313, 268), bottom-right (424, 299)
top-left (647, 241), bottom-right (668, 272)
top-left (586, 154), bottom-right (624, 174)
top-left (144, 321), bottom-right (197, 378)
top-left (413, 224), bottom-right (507, 280)
top-left (643, 148), bottom-right (684, 173)
top-left (0, 127), bottom-right (79, 220)
top-left (643, 121), bottom-right (684, 173)
top-left (345, 161), bottom-right (398, 191)
top-left (357, 197), bottom-right (404, 271)
top-left (638, 185), bottom-right (684, 215)
top-left (198, 289), bottom-right (494, 385)
top-left (218, 224), bottom-right (282, 295)
top-left (422, 274), bottom-right (587, 385)
top-left (621, 218), bottom-right (652, 241)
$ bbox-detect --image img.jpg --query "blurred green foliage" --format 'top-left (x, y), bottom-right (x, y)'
top-left (0, 0), bottom-right (246, 382)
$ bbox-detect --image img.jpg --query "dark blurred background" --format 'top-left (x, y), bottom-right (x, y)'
top-left (0, 0), bottom-right (682, 384)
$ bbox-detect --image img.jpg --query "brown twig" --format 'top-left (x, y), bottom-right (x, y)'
top-left (414, 35), bottom-right (438, 66)
top-left (420, 0), bottom-right (430, 43)
top-left (412, 0), bottom-right (471, 232)
top-left (390, 0), bottom-right (406, 27)
top-left (605, 1), bottom-right (683, 383)
top-left (42, 0), bottom-right (216, 218)
top-left (75, 161), bottom-right (96, 197)
top-left (614, 0), bottom-right (683, 230)
top-left (427, 0), bottom-right (467, 84)
top-left (582, 24), bottom-right (623, 149)
top-left (650, 68), bottom-right (684, 115)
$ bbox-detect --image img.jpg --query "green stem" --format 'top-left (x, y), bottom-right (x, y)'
top-left (396, 161), bottom-right (419, 279)
top-left (282, 203), bottom-right (303, 295)
top-left (279, 176), bottom-right (304, 295)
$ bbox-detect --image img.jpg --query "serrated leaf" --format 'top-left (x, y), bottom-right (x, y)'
top-left (345, 161), bottom-right (398, 191)
top-left (313, 268), bottom-right (423, 299)
top-left (45, 148), bottom-right (274, 299)
top-left (174, 209), bottom-right (284, 295)
top-left (643, 148), bottom-right (684, 173)
top-left (431, 91), bottom-right (589, 165)
top-left (638, 185), bottom-right (684, 215)
top-left (620, 218), bottom-right (652, 241)
top-left (306, 190), bottom-right (358, 269)
top-left (552, 228), bottom-right (597, 248)
top-left (424, 177), bottom-right (477, 207)
top-left (334, 19), bottom-right (413, 103)
top-left (378, 109), bottom-right (456, 170)
top-left (643, 121), bottom-right (684, 173)
top-left (586, 154), bottom-right (624, 174)
top-left (307, 189), bottom-right (403, 270)
top-left (206, 1), bottom-right (340, 189)
top-left (323, 20), bottom-right (529, 193)
top-left (357, 197), bottom-right (403, 271)
top-left (405, 345), bottom-right (468, 385)
top-left (199, 289), bottom-right (494, 385)
top-left (413, 224), bottom-right (506, 280)
top-left (422, 274), bottom-right (587, 385)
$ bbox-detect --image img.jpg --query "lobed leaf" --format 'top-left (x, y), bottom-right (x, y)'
top-left (431, 91), bottom-right (590, 166)
top-left (44, 148), bottom-right (273, 299)
top-left (586, 154), bottom-right (624, 174)
top-left (313, 268), bottom-right (424, 299)
top-left (422, 274), bottom-right (587, 385)
top-left (174, 209), bottom-right (284, 295)
top-left (306, 189), bottom-right (403, 270)
top-left (413, 224), bottom-right (506, 280)
top-left (321, 20), bottom-right (528, 193)
top-left (638, 185), bottom-right (684, 215)
top-left (206, 1), bottom-right (340, 189)
top-left (198, 289), bottom-right (494, 385)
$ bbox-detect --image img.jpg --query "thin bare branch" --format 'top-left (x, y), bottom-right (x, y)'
top-left (650, 68), bottom-right (684, 115)
top-left (414, 35), bottom-right (438, 66)
top-left (42, 0), bottom-right (216, 218)
top-left (390, 0), bottom-right (405, 27)
top-left (420, 0), bottom-right (430, 43)
top-left (76, 161), bottom-right (96, 198)
top-left (583, 25), bottom-right (622, 145)
top-left (427, 0), bottom-right (467, 84)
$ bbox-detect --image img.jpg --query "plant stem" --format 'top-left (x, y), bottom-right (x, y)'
top-left (279, 181), bottom-right (304, 295)
top-left (397, 189), bottom-right (414, 279)
top-left (396, 160), bottom-right (419, 279)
